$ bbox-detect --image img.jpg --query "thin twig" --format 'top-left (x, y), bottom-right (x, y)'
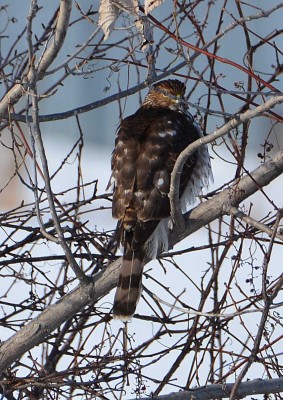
top-left (224, 205), bottom-right (283, 242)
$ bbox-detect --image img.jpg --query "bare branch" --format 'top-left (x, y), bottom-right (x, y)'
top-left (130, 377), bottom-right (283, 400)
top-left (169, 95), bottom-right (283, 233)
top-left (1, 149), bottom-right (283, 375)
top-left (0, 0), bottom-right (72, 116)
top-left (1, 2), bottom-right (283, 397)
top-left (224, 205), bottom-right (283, 241)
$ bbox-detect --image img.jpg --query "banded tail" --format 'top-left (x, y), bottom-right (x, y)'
top-left (113, 249), bottom-right (144, 320)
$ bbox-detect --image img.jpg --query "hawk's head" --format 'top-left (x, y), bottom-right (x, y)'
top-left (142, 79), bottom-right (187, 111)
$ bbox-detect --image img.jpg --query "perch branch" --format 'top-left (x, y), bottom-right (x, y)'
top-left (0, 149), bottom-right (283, 375)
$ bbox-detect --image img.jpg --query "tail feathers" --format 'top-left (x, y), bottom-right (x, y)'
top-left (113, 249), bottom-right (144, 320)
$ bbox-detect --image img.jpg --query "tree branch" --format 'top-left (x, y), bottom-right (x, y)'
top-left (169, 94), bottom-right (283, 237)
top-left (171, 149), bottom-right (283, 247)
top-left (0, 0), bottom-right (72, 117)
top-left (130, 377), bottom-right (283, 400)
top-left (0, 149), bottom-right (283, 375)
top-left (224, 205), bottom-right (283, 241)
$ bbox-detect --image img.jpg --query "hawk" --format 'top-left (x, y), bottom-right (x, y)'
top-left (109, 79), bottom-right (212, 319)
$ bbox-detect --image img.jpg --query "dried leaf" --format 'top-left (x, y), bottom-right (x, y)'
top-left (114, 0), bottom-right (139, 16)
top-left (144, 0), bottom-right (165, 15)
top-left (139, 16), bottom-right (153, 51)
top-left (98, 0), bottom-right (139, 40)
top-left (98, 0), bottom-right (119, 40)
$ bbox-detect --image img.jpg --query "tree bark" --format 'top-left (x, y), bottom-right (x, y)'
top-left (130, 378), bottom-right (283, 400)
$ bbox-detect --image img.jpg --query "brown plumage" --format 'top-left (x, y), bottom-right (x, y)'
top-left (109, 79), bottom-right (212, 319)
